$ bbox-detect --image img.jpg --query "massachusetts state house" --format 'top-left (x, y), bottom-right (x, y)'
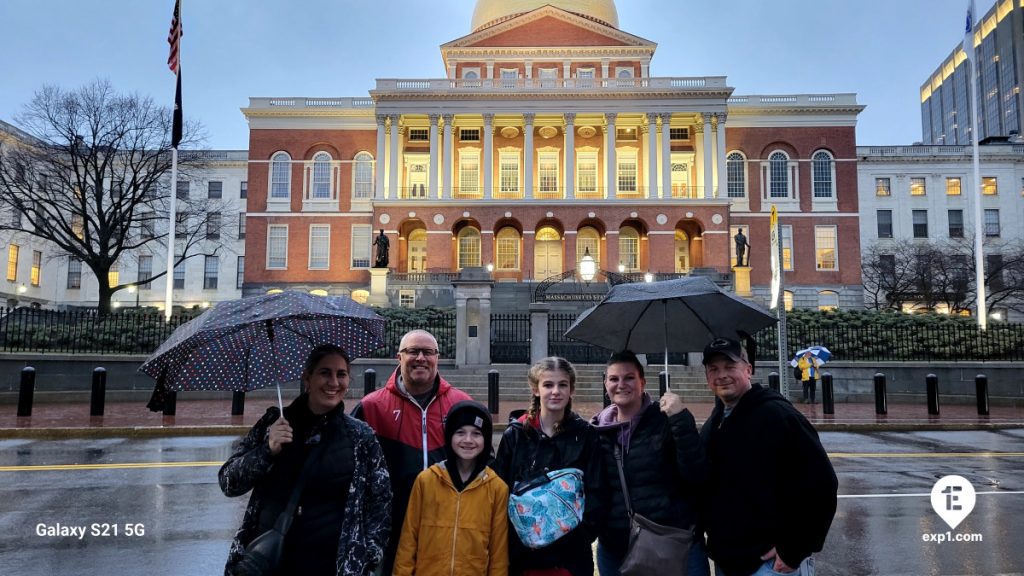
top-left (242, 0), bottom-right (864, 311)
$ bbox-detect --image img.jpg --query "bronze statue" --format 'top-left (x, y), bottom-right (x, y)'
top-left (373, 229), bottom-right (390, 268)
top-left (734, 228), bottom-right (749, 267)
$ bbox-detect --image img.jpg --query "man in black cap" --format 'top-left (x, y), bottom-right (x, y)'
top-left (698, 336), bottom-right (837, 576)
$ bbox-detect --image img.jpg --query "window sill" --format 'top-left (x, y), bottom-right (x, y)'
top-left (267, 200), bottom-right (290, 212)
top-left (302, 199), bottom-right (339, 212)
top-left (811, 199), bottom-right (838, 212)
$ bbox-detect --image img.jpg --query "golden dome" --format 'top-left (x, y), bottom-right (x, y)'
top-left (471, 0), bottom-right (619, 32)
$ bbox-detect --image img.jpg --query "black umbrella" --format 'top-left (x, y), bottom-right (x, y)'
top-left (564, 276), bottom-right (776, 382)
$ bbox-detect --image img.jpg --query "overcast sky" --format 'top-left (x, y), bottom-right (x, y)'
top-left (0, 0), bottom-right (984, 149)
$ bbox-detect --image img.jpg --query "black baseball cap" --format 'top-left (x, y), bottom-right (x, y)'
top-left (702, 337), bottom-right (746, 364)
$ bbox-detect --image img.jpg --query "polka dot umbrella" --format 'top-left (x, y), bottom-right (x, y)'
top-left (140, 290), bottom-right (385, 411)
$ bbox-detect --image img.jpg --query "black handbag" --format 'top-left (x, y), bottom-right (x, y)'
top-left (613, 444), bottom-right (693, 576)
top-left (231, 440), bottom-right (327, 576)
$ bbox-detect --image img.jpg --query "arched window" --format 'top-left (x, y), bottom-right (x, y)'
top-left (576, 227), bottom-right (601, 268)
top-left (457, 227), bottom-right (481, 269)
top-left (353, 152), bottom-right (374, 199)
top-left (769, 151), bottom-right (789, 198)
top-left (495, 227), bottom-right (521, 270)
top-left (812, 150), bottom-right (835, 198)
top-left (726, 152), bottom-right (746, 198)
top-left (818, 290), bottom-right (839, 311)
top-left (270, 152), bottom-right (291, 199)
top-left (619, 226), bottom-right (640, 272)
top-left (311, 152), bottom-right (332, 199)
top-left (408, 229), bottom-right (427, 273)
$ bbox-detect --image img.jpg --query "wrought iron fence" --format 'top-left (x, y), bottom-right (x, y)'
top-left (0, 307), bottom-right (197, 354)
top-left (490, 313), bottom-right (531, 364)
top-left (754, 322), bottom-right (1024, 362)
top-left (369, 311), bottom-right (457, 358)
top-left (548, 312), bottom-right (613, 364)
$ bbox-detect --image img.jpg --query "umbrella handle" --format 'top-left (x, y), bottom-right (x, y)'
top-left (276, 383), bottom-right (283, 413)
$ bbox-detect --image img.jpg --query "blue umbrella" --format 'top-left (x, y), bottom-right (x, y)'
top-left (789, 345), bottom-right (832, 367)
top-left (140, 291), bottom-right (385, 411)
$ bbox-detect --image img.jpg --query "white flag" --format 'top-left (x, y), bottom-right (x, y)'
top-left (964, 0), bottom-right (976, 62)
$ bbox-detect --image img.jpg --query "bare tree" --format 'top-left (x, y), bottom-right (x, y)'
top-left (0, 80), bottom-right (225, 313)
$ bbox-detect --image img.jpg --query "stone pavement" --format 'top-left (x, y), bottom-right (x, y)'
top-left (1, 393), bottom-right (1022, 438)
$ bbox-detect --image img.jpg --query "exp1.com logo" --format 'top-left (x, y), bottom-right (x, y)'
top-left (923, 475), bottom-right (984, 543)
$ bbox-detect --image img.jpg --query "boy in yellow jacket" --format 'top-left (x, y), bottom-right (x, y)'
top-left (394, 401), bottom-right (509, 576)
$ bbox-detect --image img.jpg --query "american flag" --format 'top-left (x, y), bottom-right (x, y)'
top-left (963, 0), bottom-right (976, 63)
top-left (167, 0), bottom-right (182, 74)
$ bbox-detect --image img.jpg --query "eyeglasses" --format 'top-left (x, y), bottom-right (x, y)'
top-left (400, 347), bottom-right (439, 358)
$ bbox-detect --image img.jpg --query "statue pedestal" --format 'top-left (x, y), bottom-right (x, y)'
top-left (732, 266), bottom-right (752, 297)
top-left (367, 268), bottom-right (389, 307)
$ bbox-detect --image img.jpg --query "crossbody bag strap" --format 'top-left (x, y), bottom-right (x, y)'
top-left (273, 431), bottom-right (329, 535)
top-left (613, 443), bottom-right (634, 518)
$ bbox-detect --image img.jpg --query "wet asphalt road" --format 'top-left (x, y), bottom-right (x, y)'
top-left (1, 430), bottom-right (1023, 576)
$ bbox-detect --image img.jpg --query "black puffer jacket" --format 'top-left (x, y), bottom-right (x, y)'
top-left (592, 399), bottom-right (707, 557)
top-left (493, 412), bottom-right (604, 576)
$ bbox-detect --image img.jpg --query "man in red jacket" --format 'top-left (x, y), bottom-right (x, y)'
top-left (353, 329), bottom-right (472, 575)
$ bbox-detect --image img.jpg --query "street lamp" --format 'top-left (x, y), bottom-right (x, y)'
top-left (128, 284), bottom-right (139, 307)
top-left (644, 272), bottom-right (654, 283)
top-left (579, 248), bottom-right (596, 283)
top-left (617, 263), bottom-right (625, 273)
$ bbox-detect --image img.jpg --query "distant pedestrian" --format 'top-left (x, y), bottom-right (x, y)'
top-left (798, 351), bottom-right (822, 404)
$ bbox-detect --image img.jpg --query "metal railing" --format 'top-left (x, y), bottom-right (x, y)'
top-left (369, 311), bottom-right (456, 359)
top-left (0, 307), bottom-right (197, 354)
top-left (491, 313), bottom-right (531, 364)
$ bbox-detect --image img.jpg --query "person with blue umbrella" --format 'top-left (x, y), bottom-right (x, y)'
top-left (796, 349), bottom-right (825, 404)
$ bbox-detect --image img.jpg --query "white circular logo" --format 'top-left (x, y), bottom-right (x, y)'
top-left (433, 214), bottom-right (445, 225)
top-left (379, 214), bottom-right (391, 225)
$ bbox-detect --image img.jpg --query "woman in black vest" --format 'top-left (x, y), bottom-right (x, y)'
top-left (219, 344), bottom-right (392, 576)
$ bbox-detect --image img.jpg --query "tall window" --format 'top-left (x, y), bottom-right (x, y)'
top-left (71, 215), bottom-right (84, 239)
top-left (236, 256), bottom-right (245, 289)
top-left (350, 225), bottom-right (371, 269)
top-left (498, 151), bottom-right (520, 195)
top-left (781, 225), bottom-right (793, 271)
top-left (877, 210), bottom-right (893, 238)
top-left (875, 177), bottom-right (891, 196)
top-left (67, 258), bottom-right (82, 289)
top-left (814, 226), bottom-right (837, 271)
top-left (619, 226), bottom-right (640, 272)
top-left (945, 177), bottom-right (961, 196)
top-left (577, 227), bottom-right (600, 268)
top-left (311, 152), bottom-right (332, 199)
top-left (727, 152), bottom-right (746, 198)
top-left (910, 177), bottom-right (927, 196)
top-left (108, 261), bottom-right (119, 286)
top-left (309, 225), bottom-right (330, 269)
top-left (982, 176), bottom-right (998, 195)
top-left (948, 209), bottom-right (964, 237)
top-left (240, 181), bottom-right (248, 199)
top-left (538, 151), bottom-right (560, 196)
top-left (30, 250), bottom-right (41, 287)
top-left (988, 254), bottom-right (1005, 291)
top-left (783, 290), bottom-right (794, 312)
top-left (495, 227), bottom-right (520, 270)
top-left (176, 180), bottom-right (189, 200)
top-left (208, 181), bottom-right (223, 199)
top-left (769, 151), bottom-right (789, 198)
top-left (138, 255), bottom-right (152, 290)
top-left (984, 209), bottom-right (1000, 237)
top-left (459, 150), bottom-right (480, 196)
top-left (204, 256), bottom-right (219, 290)
top-left (577, 151), bottom-right (598, 196)
top-left (270, 152), bottom-right (291, 199)
top-left (912, 210), bottom-right (929, 238)
top-left (353, 152), bottom-right (374, 199)
top-left (458, 227), bottom-right (482, 269)
top-left (267, 225), bottom-right (288, 269)
top-left (617, 151), bottom-right (638, 194)
top-left (811, 151), bottom-right (834, 198)
top-left (207, 212), bottom-right (221, 240)
top-left (173, 259), bottom-right (185, 289)
top-left (7, 244), bottom-right (19, 281)
top-left (238, 213), bottom-right (246, 239)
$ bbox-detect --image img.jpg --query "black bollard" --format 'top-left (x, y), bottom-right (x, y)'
top-left (926, 374), bottom-right (940, 416)
top-left (163, 390), bottom-right (177, 416)
top-left (363, 368), bottom-right (377, 396)
top-left (975, 374), bottom-right (990, 416)
top-left (768, 372), bottom-right (780, 393)
top-left (90, 367), bottom-right (107, 416)
top-left (659, 371), bottom-right (669, 397)
top-left (488, 370), bottom-right (500, 415)
top-left (602, 372), bottom-right (610, 408)
top-left (17, 366), bottom-right (35, 417)
top-left (821, 372), bottom-right (835, 415)
top-left (231, 391), bottom-right (245, 416)
top-left (873, 373), bottom-right (887, 415)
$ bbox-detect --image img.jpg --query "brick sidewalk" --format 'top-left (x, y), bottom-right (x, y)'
top-left (2, 394), bottom-right (1022, 437)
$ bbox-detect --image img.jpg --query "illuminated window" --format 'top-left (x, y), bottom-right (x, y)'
top-left (875, 177), bottom-right (891, 196)
top-left (814, 226), bottom-right (837, 271)
top-left (108, 261), bottom-right (119, 287)
top-left (577, 151), bottom-right (598, 196)
top-left (781, 225), bottom-right (793, 271)
top-left (30, 251), bottom-right (41, 287)
top-left (498, 151), bottom-right (520, 195)
top-left (946, 177), bottom-right (961, 196)
top-left (71, 215), bottom-right (84, 239)
top-left (458, 227), bottom-right (481, 269)
top-left (818, 290), bottom-right (839, 311)
top-left (577, 227), bottom-right (600, 268)
top-left (910, 177), bottom-right (927, 196)
top-left (783, 290), bottom-right (794, 311)
top-left (458, 150), bottom-right (480, 196)
top-left (617, 151), bottom-right (638, 194)
top-left (6, 244), bottom-right (19, 281)
top-left (270, 152), bottom-right (291, 199)
top-left (495, 227), bottom-right (520, 270)
top-left (982, 176), bottom-right (998, 195)
top-left (538, 152), bottom-right (560, 196)
top-left (619, 226), bottom-right (640, 272)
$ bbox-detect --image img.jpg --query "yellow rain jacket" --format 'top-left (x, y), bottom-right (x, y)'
top-left (393, 462), bottom-right (509, 576)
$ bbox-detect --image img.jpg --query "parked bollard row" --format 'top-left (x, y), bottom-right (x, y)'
top-left (487, 370), bottom-right (499, 415)
top-left (873, 373), bottom-right (887, 415)
top-left (926, 374), bottom-right (940, 416)
top-left (976, 374), bottom-right (990, 416)
top-left (821, 372), bottom-right (834, 415)
top-left (90, 367), bottom-right (107, 416)
top-left (17, 366), bottom-right (35, 417)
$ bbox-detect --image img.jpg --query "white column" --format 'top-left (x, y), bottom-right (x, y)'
top-left (563, 61), bottom-right (571, 86)
top-left (486, 61), bottom-right (495, 87)
top-left (429, 113), bottom-right (440, 198)
top-left (703, 113), bottom-right (714, 199)
top-left (641, 123), bottom-right (650, 198)
top-left (524, 113), bottom-right (535, 199)
top-left (660, 113), bottom-right (672, 199)
top-left (442, 114), bottom-right (454, 199)
top-left (715, 113), bottom-right (727, 199)
top-left (647, 113), bottom-right (659, 199)
top-left (605, 113), bottom-right (617, 198)
top-left (710, 116), bottom-right (719, 199)
top-left (388, 115), bottom-right (400, 199)
top-left (601, 60), bottom-right (610, 87)
top-left (375, 114), bottom-right (387, 200)
top-left (564, 113), bottom-right (575, 199)
top-left (693, 120), bottom-right (704, 198)
top-left (483, 113), bottom-right (494, 200)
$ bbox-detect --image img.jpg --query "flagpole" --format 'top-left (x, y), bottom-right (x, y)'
top-left (165, 0), bottom-right (183, 322)
top-left (166, 143), bottom-right (178, 322)
top-left (965, 0), bottom-right (987, 329)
